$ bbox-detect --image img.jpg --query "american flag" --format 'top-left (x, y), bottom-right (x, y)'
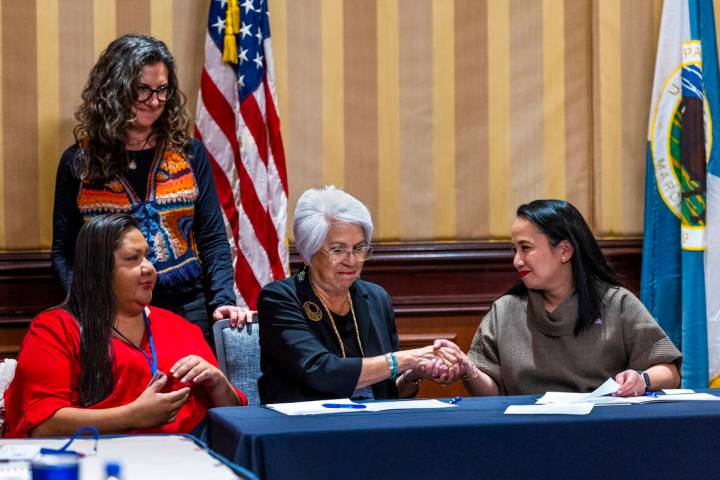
top-left (195, 0), bottom-right (289, 309)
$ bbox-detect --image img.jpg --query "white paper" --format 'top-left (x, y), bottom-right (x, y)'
top-left (504, 403), bottom-right (594, 415)
top-left (642, 393), bottom-right (720, 402)
top-left (265, 398), bottom-right (457, 415)
top-left (265, 398), bottom-right (365, 415)
top-left (538, 388), bottom-right (720, 407)
top-left (590, 378), bottom-right (621, 398)
top-left (0, 461), bottom-right (29, 480)
top-left (537, 378), bottom-right (620, 405)
top-left (662, 388), bottom-right (695, 395)
top-left (362, 399), bottom-right (456, 412)
top-left (593, 392), bottom-right (720, 404)
top-left (0, 445), bottom-right (40, 461)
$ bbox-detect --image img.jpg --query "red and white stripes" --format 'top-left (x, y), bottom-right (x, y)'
top-left (196, 26), bottom-right (288, 309)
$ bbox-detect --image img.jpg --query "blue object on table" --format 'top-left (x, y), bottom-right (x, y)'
top-left (31, 455), bottom-right (79, 480)
top-left (321, 403), bottom-right (367, 409)
top-left (448, 396), bottom-right (462, 405)
top-left (105, 461), bottom-right (122, 480)
top-left (40, 426), bottom-right (98, 458)
top-left (644, 391), bottom-right (659, 398)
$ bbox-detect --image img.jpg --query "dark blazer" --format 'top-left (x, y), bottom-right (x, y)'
top-left (258, 268), bottom-right (400, 404)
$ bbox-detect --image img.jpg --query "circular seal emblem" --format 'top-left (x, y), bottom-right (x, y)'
top-left (650, 41), bottom-right (712, 222)
top-left (303, 301), bottom-right (323, 322)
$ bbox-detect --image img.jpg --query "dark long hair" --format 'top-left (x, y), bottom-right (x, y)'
top-left (63, 214), bottom-right (140, 406)
top-left (73, 34), bottom-right (190, 180)
top-left (507, 199), bottom-right (622, 335)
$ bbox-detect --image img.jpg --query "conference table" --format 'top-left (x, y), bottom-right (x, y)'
top-left (207, 391), bottom-right (720, 480)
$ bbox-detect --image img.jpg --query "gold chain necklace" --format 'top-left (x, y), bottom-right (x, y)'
top-left (310, 279), bottom-right (365, 358)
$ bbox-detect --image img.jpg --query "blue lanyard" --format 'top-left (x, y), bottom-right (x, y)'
top-left (113, 311), bottom-right (158, 375)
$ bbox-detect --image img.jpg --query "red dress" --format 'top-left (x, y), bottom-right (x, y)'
top-left (3, 307), bottom-right (246, 437)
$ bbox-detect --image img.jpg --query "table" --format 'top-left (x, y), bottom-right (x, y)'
top-left (208, 392), bottom-right (720, 480)
top-left (0, 435), bottom-right (255, 480)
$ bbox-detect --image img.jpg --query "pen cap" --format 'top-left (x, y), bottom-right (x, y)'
top-left (105, 460), bottom-right (122, 479)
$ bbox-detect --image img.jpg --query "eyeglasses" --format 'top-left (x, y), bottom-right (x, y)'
top-left (320, 245), bottom-right (373, 263)
top-left (135, 84), bottom-right (175, 103)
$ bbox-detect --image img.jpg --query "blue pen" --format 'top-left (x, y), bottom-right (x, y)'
top-left (449, 396), bottom-right (462, 405)
top-left (321, 403), bottom-right (367, 409)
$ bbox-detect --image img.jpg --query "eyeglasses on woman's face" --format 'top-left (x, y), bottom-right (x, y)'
top-left (135, 84), bottom-right (174, 104)
top-left (319, 245), bottom-right (373, 263)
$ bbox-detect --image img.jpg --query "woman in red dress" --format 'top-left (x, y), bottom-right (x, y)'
top-left (4, 214), bottom-right (245, 437)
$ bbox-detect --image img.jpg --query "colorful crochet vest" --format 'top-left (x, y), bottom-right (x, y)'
top-left (77, 148), bottom-right (202, 287)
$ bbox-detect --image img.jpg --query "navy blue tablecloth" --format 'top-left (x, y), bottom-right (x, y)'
top-left (207, 392), bottom-right (720, 480)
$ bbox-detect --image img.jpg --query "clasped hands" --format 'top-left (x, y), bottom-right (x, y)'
top-left (409, 341), bottom-right (650, 397)
top-left (411, 339), bottom-right (475, 386)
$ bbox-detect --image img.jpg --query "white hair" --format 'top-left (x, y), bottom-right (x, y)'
top-left (293, 186), bottom-right (374, 264)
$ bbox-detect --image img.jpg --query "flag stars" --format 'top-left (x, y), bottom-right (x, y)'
top-left (238, 47), bottom-right (249, 64)
top-left (256, 29), bottom-right (263, 44)
top-left (240, 21), bottom-right (252, 39)
top-left (241, 0), bottom-right (256, 13)
top-left (212, 16), bottom-right (225, 35)
top-left (238, 75), bottom-right (245, 88)
top-left (215, 0), bottom-right (228, 8)
top-left (253, 52), bottom-right (264, 69)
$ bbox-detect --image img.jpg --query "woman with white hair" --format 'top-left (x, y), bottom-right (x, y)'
top-left (258, 186), bottom-right (451, 403)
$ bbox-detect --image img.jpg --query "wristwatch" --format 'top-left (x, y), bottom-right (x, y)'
top-left (637, 370), bottom-right (651, 392)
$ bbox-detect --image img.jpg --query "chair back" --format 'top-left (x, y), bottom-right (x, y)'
top-left (213, 316), bottom-right (261, 406)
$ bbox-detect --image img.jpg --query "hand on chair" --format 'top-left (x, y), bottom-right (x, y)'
top-left (213, 306), bottom-right (256, 328)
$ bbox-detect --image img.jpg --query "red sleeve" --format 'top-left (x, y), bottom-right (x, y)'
top-left (3, 310), bottom-right (80, 437)
top-left (151, 307), bottom-right (248, 407)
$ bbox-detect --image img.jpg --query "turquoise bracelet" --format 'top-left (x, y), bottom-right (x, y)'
top-left (388, 352), bottom-right (398, 380)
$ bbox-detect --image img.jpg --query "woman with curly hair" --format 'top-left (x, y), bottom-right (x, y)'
top-left (51, 35), bottom-right (251, 340)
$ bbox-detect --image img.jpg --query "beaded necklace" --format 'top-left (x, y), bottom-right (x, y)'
top-left (310, 278), bottom-right (365, 358)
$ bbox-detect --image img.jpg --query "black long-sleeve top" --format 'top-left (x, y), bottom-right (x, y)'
top-left (51, 139), bottom-right (236, 312)
top-left (258, 268), bottom-right (400, 404)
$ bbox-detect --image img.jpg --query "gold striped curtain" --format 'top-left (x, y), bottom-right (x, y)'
top-left (3, 0), bottom-right (719, 250)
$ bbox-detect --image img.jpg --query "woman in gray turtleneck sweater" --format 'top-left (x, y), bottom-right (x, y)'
top-left (435, 199), bottom-right (681, 397)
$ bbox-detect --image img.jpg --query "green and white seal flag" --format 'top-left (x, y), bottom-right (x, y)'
top-left (641, 0), bottom-right (720, 388)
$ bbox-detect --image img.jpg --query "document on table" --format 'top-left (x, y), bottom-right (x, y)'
top-left (536, 378), bottom-right (622, 405)
top-left (536, 378), bottom-right (720, 407)
top-left (265, 398), bottom-right (360, 415)
top-left (0, 444), bottom-right (39, 479)
top-left (662, 389), bottom-right (695, 394)
top-left (0, 444), bottom-right (40, 461)
top-left (363, 399), bottom-right (456, 412)
top-left (622, 393), bottom-right (720, 403)
top-left (504, 403), bottom-right (594, 415)
top-left (265, 398), bottom-right (456, 415)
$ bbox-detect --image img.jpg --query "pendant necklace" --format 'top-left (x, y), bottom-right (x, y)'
top-left (310, 278), bottom-right (364, 358)
top-left (126, 134), bottom-right (152, 170)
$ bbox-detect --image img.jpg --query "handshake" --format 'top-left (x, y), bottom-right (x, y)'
top-left (402, 339), bottom-right (481, 386)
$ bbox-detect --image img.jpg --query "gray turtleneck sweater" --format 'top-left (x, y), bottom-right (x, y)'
top-left (468, 286), bottom-right (682, 395)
